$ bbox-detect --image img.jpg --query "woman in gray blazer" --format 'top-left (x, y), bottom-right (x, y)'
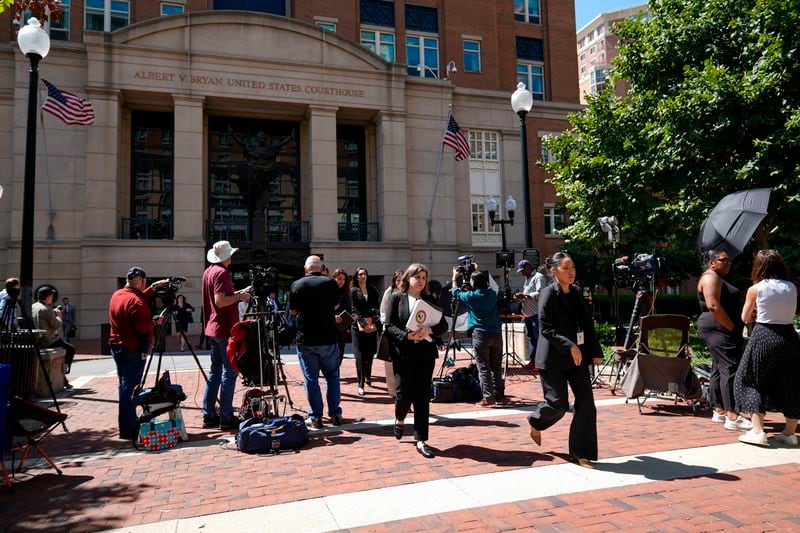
top-left (527, 252), bottom-right (603, 468)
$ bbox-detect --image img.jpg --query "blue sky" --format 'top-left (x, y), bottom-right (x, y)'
top-left (574, 0), bottom-right (647, 29)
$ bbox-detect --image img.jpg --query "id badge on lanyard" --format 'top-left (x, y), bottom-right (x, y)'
top-left (576, 329), bottom-right (585, 346)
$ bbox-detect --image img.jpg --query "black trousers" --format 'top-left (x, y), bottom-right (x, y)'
top-left (527, 364), bottom-right (598, 461)
top-left (353, 330), bottom-right (377, 387)
top-left (394, 354), bottom-right (436, 442)
top-left (698, 313), bottom-right (742, 412)
top-left (48, 338), bottom-right (76, 372)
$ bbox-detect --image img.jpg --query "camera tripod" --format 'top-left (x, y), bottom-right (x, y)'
top-left (500, 265), bottom-right (537, 380)
top-left (437, 287), bottom-right (473, 378)
top-left (241, 292), bottom-right (296, 418)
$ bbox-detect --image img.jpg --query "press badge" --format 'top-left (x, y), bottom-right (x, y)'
top-left (576, 330), bottom-right (585, 345)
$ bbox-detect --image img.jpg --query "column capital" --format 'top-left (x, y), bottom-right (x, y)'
top-left (306, 105), bottom-right (339, 119)
top-left (374, 110), bottom-right (407, 124)
top-left (172, 94), bottom-right (206, 107)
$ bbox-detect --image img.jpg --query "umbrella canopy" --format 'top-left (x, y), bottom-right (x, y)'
top-left (696, 188), bottom-right (771, 259)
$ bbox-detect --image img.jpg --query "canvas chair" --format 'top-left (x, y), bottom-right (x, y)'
top-left (4, 394), bottom-right (68, 480)
top-left (620, 314), bottom-right (702, 414)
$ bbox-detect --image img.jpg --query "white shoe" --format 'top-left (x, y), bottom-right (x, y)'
top-left (738, 429), bottom-right (768, 446)
top-left (724, 416), bottom-right (753, 431)
top-left (711, 411), bottom-right (726, 423)
top-left (773, 432), bottom-right (799, 447)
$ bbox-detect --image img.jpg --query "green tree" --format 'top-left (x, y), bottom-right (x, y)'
top-left (1, 0), bottom-right (14, 13)
top-left (543, 0), bottom-right (800, 280)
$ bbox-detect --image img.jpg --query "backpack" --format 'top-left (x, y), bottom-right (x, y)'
top-left (236, 414), bottom-right (309, 454)
top-left (449, 364), bottom-right (482, 402)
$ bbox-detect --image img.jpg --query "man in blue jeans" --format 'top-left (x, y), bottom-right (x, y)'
top-left (108, 267), bottom-right (169, 440)
top-left (514, 260), bottom-right (549, 369)
top-left (289, 255), bottom-right (342, 429)
top-left (202, 241), bottom-right (251, 430)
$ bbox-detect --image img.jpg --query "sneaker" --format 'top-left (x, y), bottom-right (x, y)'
top-left (711, 411), bottom-right (726, 423)
top-left (476, 399), bottom-right (496, 407)
top-left (724, 416), bottom-right (753, 431)
top-left (330, 414), bottom-right (344, 426)
top-left (220, 415), bottom-right (241, 430)
top-left (202, 415), bottom-right (220, 429)
top-left (773, 432), bottom-right (799, 447)
top-left (738, 429), bottom-right (768, 446)
top-left (305, 416), bottom-right (323, 430)
top-left (357, 387), bottom-right (365, 397)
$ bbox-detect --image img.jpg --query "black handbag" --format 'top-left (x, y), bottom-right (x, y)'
top-left (376, 333), bottom-right (396, 362)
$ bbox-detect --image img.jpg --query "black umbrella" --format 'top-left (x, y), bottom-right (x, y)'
top-left (696, 188), bottom-right (771, 259)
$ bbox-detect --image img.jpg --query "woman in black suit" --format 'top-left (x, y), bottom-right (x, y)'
top-left (331, 268), bottom-right (352, 367)
top-left (351, 267), bottom-right (381, 396)
top-left (527, 252), bottom-right (603, 468)
top-left (384, 263), bottom-right (448, 458)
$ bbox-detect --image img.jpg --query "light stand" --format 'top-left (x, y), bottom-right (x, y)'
top-left (593, 216), bottom-right (621, 388)
top-left (17, 18), bottom-right (50, 329)
top-left (511, 82), bottom-right (533, 249)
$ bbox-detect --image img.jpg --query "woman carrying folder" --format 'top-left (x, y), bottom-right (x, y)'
top-left (383, 263), bottom-right (448, 458)
top-left (351, 267), bottom-right (381, 396)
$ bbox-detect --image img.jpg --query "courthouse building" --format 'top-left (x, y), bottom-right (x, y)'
top-left (0, 0), bottom-right (580, 338)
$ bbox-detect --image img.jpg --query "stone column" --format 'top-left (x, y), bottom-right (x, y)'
top-left (84, 89), bottom-right (121, 238)
top-left (306, 105), bottom-right (339, 242)
top-left (375, 111), bottom-right (408, 242)
top-left (172, 95), bottom-right (205, 241)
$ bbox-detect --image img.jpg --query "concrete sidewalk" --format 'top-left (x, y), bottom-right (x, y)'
top-left (2, 352), bottom-right (798, 532)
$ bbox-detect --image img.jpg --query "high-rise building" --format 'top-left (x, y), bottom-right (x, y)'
top-left (576, 3), bottom-right (648, 104)
top-left (1, 1), bottom-right (581, 337)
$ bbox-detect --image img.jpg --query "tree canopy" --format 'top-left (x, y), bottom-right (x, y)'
top-left (543, 0), bottom-right (800, 281)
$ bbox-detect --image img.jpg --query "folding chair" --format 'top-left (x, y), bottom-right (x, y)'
top-left (620, 314), bottom-right (702, 414)
top-left (5, 395), bottom-right (68, 477)
top-left (1, 363), bottom-right (11, 489)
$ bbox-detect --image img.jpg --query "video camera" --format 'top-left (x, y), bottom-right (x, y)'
top-left (453, 255), bottom-right (477, 290)
top-left (154, 276), bottom-right (186, 306)
top-left (248, 265), bottom-right (279, 299)
top-left (613, 253), bottom-right (664, 290)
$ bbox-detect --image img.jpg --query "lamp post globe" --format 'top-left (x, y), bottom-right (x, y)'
top-left (511, 82), bottom-right (533, 248)
top-left (17, 17), bottom-right (50, 328)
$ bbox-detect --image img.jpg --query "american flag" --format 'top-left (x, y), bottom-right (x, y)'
top-left (442, 114), bottom-right (471, 161)
top-left (41, 80), bottom-right (95, 126)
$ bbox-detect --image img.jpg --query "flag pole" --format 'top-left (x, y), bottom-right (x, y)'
top-left (426, 107), bottom-right (452, 252)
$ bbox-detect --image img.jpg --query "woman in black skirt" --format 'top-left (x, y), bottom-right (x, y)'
top-left (734, 250), bottom-right (800, 447)
top-left (351, 267), bottom-right (381, 397)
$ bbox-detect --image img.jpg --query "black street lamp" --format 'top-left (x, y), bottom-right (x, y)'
top-left (17, 17), bottom-right (50, 328)
top-left (486, 195), bottom-right (517, 254)
top-left (511, 82), bottom-right (533, 249)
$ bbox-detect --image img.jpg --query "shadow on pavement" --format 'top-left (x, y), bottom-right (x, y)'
top-left (434, 444), bottom-right (551, 467)
top-left (592, 454), bottom-right (741, 481)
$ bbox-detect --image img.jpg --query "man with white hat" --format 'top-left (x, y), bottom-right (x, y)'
top-left (202, 240), bottom-right (251, 430)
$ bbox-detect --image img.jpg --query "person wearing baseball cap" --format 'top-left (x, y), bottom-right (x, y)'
top-left (514, 260), bottom-right (550, 369)
top-left (201, 240), bottom-right (251, 430)
top-left (108, 267), bottom-right (170, 440)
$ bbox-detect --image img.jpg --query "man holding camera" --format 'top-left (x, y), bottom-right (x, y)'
top-left (108, 267), bottom-right (170, 440)
top-left (202, 240), bottom-right (251, 430)
top-left (515, 260), bottom-right (548, 368)
top-left (452, 267), bottom-right (504, 406)
top-left (289, 255), bottom-right (342, 429)
top-left (32, 286), bottom-right (76, 388)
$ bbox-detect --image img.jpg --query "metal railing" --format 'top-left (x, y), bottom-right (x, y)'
top-left (120, 218), bottom-right (173, 240)
top-left (206, 220), bottom-right (310, 244)
top-left (338, 222), bottom-right (380, 242)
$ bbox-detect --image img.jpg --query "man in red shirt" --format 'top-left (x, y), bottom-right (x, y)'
top-left (108, 267), bottom-right (169, 440)
top-left (202, 241), bottom-right (250, 430)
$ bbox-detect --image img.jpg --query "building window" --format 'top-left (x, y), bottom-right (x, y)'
top-left (337, 125), bottom-right (375, 241)
top-left (407, 34), bottom-right (438, 77)
top-left (544, 204), bottom-right (565, 236)
top-left (315, 21), bottom-right (336, 32)
top-left (361, 28), bottom-right (395, 62)
top-left (46, 0), bottom-right (69, 41)
top-left (468, 130), bottom-right (498, 161)
top-left (469, 130), bottom-right (501, 245)
top-left (360, 0), bottom-right (395, 28)
top-left (516, 36), bottom-right (543, 62)
top-left (85, 0), bottom-right (129, 32)
top-left (405, 4), bottom-right (437, 33)
top-left (517, 62), bottom-right (544, 101)
top-left (208, 117), bottom-right (299, 244)
top-left (213, 0), bottom-right (286, 14)
top-left (463, 40), bottom-right (481, 72)
top-left (161, 2), bottom-right (184, 15)
top-left (590, 69), bottom-right (607, 95)
top-left (514, 0), bottom-right (540, 24)
top-left (129, 111), bottom-right (174, 240)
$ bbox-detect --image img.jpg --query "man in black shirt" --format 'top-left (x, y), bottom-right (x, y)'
top-left (289, 255), bottom-right (343, 429)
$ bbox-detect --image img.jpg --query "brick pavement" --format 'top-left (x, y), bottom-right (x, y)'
top-left (1, 352), bottom-right (797, 532)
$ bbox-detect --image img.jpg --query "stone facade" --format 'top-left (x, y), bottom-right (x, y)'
top-left (0, 2), bottom-right (581, 338)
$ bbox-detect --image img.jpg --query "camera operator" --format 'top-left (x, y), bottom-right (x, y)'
top-left (514, 261), bottom-right (549, 367)
top-left (0, 277), bottom-right (20, 331)
top-left (32, 286), bottom-right (76, 388)
top-left (108, 267), bottom-right (170, 440)
top-left (451, 266), bottom-right (504, 406)
top-left (202, 240), bottom-right (251, 430)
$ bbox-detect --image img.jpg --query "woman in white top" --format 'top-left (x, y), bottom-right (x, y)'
top-left (734, 249), bottom-right (800, 447)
